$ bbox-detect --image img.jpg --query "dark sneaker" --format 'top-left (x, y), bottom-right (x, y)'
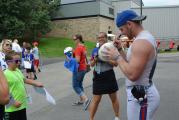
top-left (72, 101), bottom-right (83, 106)
top-left (34, 75), bottom-right (37, 80)
top-left (83, 98), bottom-right (92, 111)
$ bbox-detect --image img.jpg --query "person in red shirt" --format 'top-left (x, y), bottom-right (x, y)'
top-left (169, 39), bottom-right (175, 50)
top-left (72, 34), bottom-right (90, 109)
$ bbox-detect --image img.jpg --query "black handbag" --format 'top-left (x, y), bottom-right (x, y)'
top-left (131, 86), bottom-right (146, 102)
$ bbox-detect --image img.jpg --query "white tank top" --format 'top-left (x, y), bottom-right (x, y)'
top-left (126, 30), bottom-right (157, 86)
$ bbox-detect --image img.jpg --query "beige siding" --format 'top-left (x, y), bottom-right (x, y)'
top-left (100, 1), bottom-right (114, 18)
top-left (132, 6), bottom-right (179, 40)
top-left (53, 1), bottom-right (100, 19)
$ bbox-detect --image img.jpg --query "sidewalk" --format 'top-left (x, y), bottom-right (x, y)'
top-left (158, 52), bottom-right (179, 58)
top-left (26, 55), bottom-right (179, 120)
top-left (26, 61), bottom-right (125, 116)
top-left (26, 61), bottom-right (83, 114)
top-left (40, 52), bottom-right (179, 65)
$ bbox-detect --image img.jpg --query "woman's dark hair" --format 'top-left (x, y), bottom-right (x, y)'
top-left (75, 34), bottom-right (84, 43)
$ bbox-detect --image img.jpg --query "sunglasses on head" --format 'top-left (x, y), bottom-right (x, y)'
top-left (7, 59), bottom-right (21, 64)
top-left (5, 44), bottom-right (12, 47)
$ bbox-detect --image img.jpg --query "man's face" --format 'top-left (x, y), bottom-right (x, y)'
top-left (7, 55), bottom-right (21, 69)
top-left (97, 33), bottom-right (107, 47)
top-left (72, 36), bottom-right (78, 44)
top-left (119, 21), bottom-right (134, 40)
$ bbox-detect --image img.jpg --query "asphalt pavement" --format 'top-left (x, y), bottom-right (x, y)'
top-left (26, 53), bottom-right (179, 120)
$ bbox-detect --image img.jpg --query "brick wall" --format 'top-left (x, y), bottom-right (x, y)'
top-left (47, 16), bottom-right (114, 42)
top-left (99, 17), bottom-right (115, 34)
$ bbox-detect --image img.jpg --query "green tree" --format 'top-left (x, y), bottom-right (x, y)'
top-left (0, 0), bottom-right (60, 41)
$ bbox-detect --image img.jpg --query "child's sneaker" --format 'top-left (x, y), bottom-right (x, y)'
top-left (34, 74), bottom-right (37, 80)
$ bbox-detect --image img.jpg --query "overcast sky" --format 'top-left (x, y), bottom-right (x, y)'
top-left (61, 0), bottom-right (179, 6)
top-left (143, 0), bottom-right (179, 6)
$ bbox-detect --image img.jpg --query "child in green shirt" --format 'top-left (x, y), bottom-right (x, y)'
top-left (4, 51), bottom-right (43, 120)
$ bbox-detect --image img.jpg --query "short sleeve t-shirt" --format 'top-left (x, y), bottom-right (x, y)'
top-left (32, 47), bottom-right (39, 59)
top-left (4, 68), bottom-right (27, 112)
top-left (25, 53), bottom-right (34, 62)
top-left (25, 53), bottom-right (34, 68)
top-left (22, 48), bottom-right (26, 58)
top-left (73, 44), bottom-right (87, 71)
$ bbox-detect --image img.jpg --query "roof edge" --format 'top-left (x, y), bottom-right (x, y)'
top-left (51, 15), bottom-right (114, 21)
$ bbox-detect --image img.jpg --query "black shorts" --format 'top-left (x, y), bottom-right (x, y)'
top-left (0, 105), bottom-right (5, 120)
top-left (4, 108), bottom-right (27, 120)
top-left (26, 65), bottom-right (35, 73)
top-left (93, 69), bottom-right (118, 95)
top-left (26, 68), bottom-right (35, 73)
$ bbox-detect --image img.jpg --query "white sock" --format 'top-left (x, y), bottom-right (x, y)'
top-left (115, 116), bottom-right (120, 120)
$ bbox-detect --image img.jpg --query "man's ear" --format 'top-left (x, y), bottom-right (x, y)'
top-left (126, 21), bottom-right (132, 27)
top-left (126, 21), bottom-right (134, 30)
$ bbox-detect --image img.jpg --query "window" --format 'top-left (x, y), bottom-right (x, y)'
top-left (109, 8), bottom-right (114, 15)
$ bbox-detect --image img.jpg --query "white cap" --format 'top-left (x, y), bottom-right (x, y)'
top-left (64, 47), bottom-right (73, 54)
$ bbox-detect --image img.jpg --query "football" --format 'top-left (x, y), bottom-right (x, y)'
top-left (98, 42), bottom-right (117, 61)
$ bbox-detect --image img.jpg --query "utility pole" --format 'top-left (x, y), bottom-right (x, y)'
top-left (140, 0), bottom-right (143, 16)
top-left (140, 0), bottom-right (143, 24)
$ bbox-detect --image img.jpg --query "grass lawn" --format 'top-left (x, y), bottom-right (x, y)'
top-left (159, 49), bottom-right (179, 53)
top-left (38, 37), bottom-right (179, 58)
top-left (39, 37), bottom-right (96, 58)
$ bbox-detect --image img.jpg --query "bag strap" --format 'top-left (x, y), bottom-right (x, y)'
top-left (149, 48), bottom-right (157, 84)
top-left (149, 59), bottom-right (157, 84)
top-left (85, 55), bottom-right (89, 65)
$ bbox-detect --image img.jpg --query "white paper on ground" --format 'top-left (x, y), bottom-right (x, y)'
top-left (44, 88), bottom-right (56, 105)
top-left (27, 94), bottom-right (33, 104)
top-left (33, 87), bottom-right (56, 105)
